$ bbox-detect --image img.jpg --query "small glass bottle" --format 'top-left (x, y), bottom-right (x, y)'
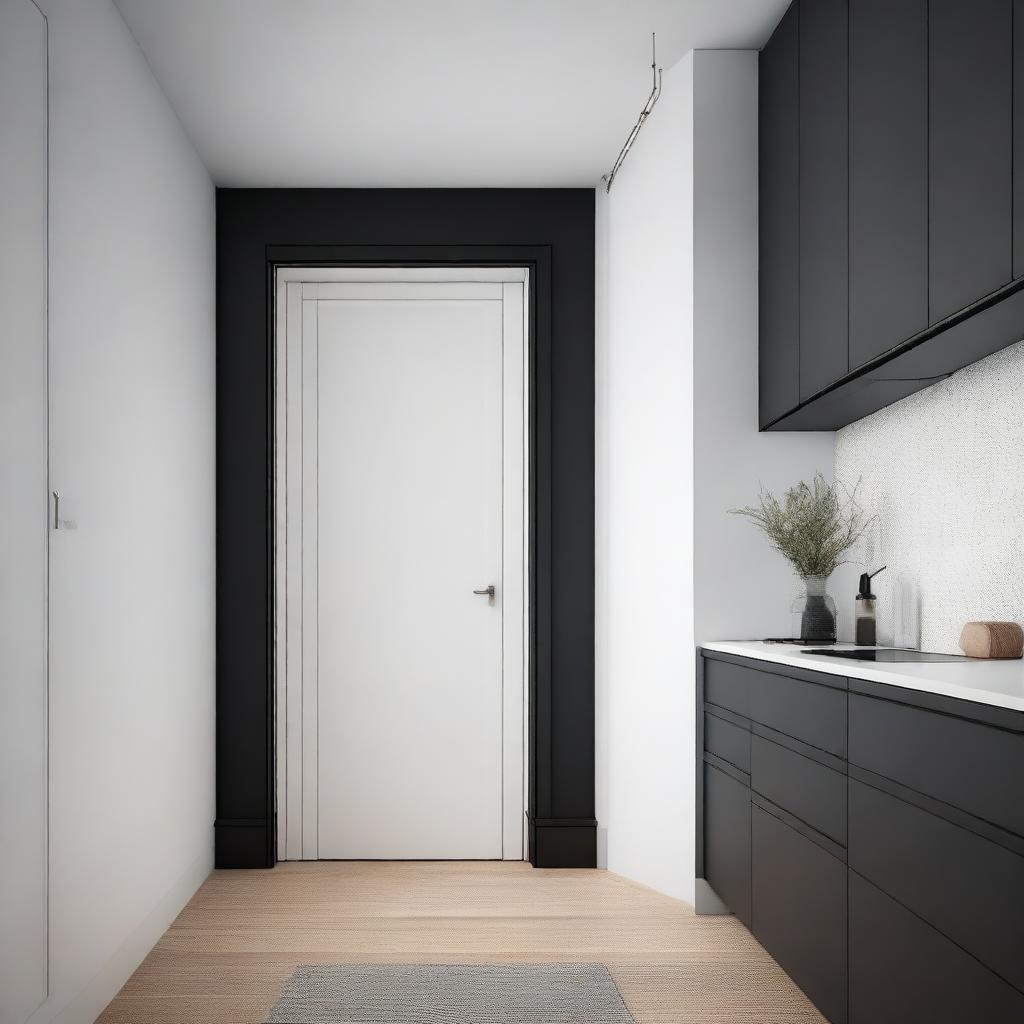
top-left (855, 566), bottom-right (886, 646)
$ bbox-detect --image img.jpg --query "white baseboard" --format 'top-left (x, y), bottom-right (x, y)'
top-left (28, 842), bottom-right (213, 1024)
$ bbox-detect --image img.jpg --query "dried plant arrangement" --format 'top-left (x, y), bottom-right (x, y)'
top-left (730, 473), bottom-right (869, 579)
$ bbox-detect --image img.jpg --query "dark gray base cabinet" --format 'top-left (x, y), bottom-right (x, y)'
top-left (752, 806), bottom-right (847, 1024)
top-left (698, 650), bottom-right (1024, 1024)
top-left (849, 779), bottom-right (1024, 995)
top-left (850, 872), bottom-right (1024, 1024)
top-left (703, 763), bottom-right (751, 928)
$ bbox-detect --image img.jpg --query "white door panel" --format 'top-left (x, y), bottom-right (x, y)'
top-left (316, 298), bottom-right (503, 859)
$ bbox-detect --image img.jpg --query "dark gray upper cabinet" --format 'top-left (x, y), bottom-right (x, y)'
top-left (848, 0), bottom-right (928, 370)
top-left (759, 3), bottom-right (800, 428)
top-left (1013, 0), bottom-right (1024, 277)
top-left (799, 0), bottom-right (848, 400)
top-left (761, 0), bottom-right (1023, 430)
top-left (929, 0), bottom-right (1012, 323)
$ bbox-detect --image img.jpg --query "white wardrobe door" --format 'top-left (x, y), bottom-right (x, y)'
top-left (0, 1), bottom-right (49, 1020)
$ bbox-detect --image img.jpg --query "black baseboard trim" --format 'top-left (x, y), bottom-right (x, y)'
top-left (215, 819), bottom-right (272, 868)
top-left (530, 817), bottom-right (598, 868)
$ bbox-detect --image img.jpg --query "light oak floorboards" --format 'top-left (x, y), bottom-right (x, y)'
top-left (98, 861), bottom-right (825, 1023)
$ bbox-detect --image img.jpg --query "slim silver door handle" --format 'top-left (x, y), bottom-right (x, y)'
top-left (473, 586), bottom-right (496, 598)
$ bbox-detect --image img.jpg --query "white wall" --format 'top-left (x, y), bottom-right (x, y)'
top-left (595, 51), bottom-right (695, 902)
top-left (32, 2), bottom-right (216, 1021)
top-left (834, 340), bottom-right (1024, 654)
top-left (595, 49), bottom-right (833, 906)
top-left (691, 55), bottom-right (834, 645)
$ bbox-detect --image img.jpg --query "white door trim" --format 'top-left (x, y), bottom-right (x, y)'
top-left (274, 267), bottom-right (529, 861)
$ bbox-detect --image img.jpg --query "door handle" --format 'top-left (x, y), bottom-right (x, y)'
top-left (51, 490), bottom-right (77, 530)
top-left (473, 586), bottom-right (496, 599)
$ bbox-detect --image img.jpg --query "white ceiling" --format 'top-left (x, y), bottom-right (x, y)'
top-left (114, 0), bottom-right (787, 188)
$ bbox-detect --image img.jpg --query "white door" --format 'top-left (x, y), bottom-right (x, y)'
top-left (0, 2), bottom-right (49, 1021)
top-left (277, 275), bottom-right (527, 861)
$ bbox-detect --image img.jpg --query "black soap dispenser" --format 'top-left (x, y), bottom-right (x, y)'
top-left (855, 566), bottom-right (886, 646)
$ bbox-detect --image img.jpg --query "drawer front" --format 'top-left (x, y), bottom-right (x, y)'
top-left (705, 712), bottom-right (750, 773)
top-left (704, 763), bottom-right (751, 926)
top-left (750, 671), bottom-right (847, 757)
top-left (752, 805), bottom-right (847, 1024)
top-left (752, 734), bottom-right (846, 845)
top-left (850, 871), bottom-right (1024, 1024)
top-left (849, 694), bottom-right (1024, 836)
top-left (849, 779), bottom-right (1024, 993)
top-left (703, 657), bottom-right (752, 717)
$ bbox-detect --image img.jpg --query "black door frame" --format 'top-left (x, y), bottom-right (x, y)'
top-left (215, 188), bottom-right (596, 871)
top-left (267, 245), bottom-right (553, 865)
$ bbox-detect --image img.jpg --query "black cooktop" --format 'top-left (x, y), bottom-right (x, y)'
top-left (802, 648), bottom-right (971, 663)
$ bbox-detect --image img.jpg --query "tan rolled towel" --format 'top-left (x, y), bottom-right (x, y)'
top-left (958, 621), bottom-right (1024, 659)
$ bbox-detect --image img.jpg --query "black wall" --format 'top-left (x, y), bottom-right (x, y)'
top-left (215, 189), bottom-right (596, 868)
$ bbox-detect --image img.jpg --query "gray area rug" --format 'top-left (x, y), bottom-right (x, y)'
top-left (265, 963), bottom-right (636, 1023)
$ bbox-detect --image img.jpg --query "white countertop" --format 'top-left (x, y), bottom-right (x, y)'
top-left (700, 640), bottom-right (1024, 714)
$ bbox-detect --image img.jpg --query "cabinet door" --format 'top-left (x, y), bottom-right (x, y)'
top-left (759, 3), bottom-right (800, 427)
top-left (850, 871), bottom-right (1024, 1024)
top-left (752, 805), bottom-right (848, 1024)
top-left (848, 779), bottom-right (1024, 995)
top-left (704, 712), bottom-right (750, 774)
top-left (848, 692), bottom-right (1024, 838)
top-left (929, 0), bottom-right (1012, 322)
top-left (799, 0), bottom-right (848, 398)
top-left (748, 669), bottom-right (847, 758)
top-left (751, 735), bottom-right (847, 846)
top-left (849, 0), bottom-right (927, 368)
top-left (1015, 0), bottom-right (1024, 277)
top-left (704, 763), bottom-right (751, 927)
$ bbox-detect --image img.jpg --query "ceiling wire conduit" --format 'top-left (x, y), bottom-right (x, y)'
top-left (601, 33), bottom-right (663, 193)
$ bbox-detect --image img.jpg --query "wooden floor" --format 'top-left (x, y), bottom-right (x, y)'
top-left (98, 861), bottom-right (824, 1023)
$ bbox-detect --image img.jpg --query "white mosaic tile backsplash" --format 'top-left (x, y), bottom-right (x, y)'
top-left (833, 340), bottom-right (1024, 654)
